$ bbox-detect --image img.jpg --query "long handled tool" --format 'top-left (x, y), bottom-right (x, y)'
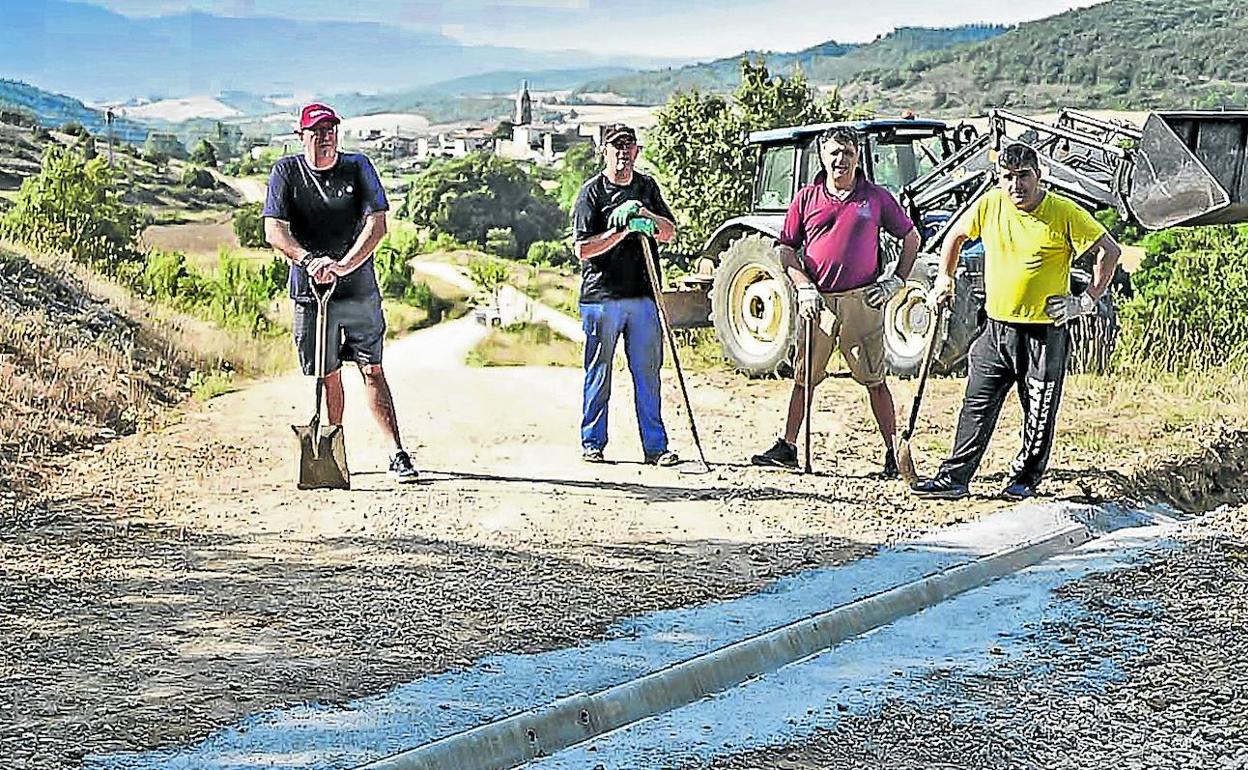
top-left (896, 300), bottom-right (947, 486)
top-left (802, 314), bottom-right (813, 474)
top-left (639, 235), bottom-right (710, 473)
top-left (292, 279), bottom-right (350, 490)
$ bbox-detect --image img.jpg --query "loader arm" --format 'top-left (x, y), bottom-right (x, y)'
top-left (900, 108), bottom-right (1248, 255)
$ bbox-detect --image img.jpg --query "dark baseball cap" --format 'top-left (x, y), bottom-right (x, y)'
top-left (299, 103), bottom-right (340, 131)
top-left (601, 124), bottom-right (637, 145)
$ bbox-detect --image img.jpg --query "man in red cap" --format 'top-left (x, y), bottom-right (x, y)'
top-left (263, 103), bottom-right (419, 483)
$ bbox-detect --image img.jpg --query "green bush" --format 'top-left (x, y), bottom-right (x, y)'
top-left (1116, 224), bottom-right (1248, 374)
top-left (181, 166), bottom-right (215, 189)
top-left (525, 239), bottom-right (573, 267)
top-left (467, 255), bottom-right (510, 295)
top-left (374, 240), bottom-right (415, 299)
top-left (137, 249), bottom-right (204, 305)
top-left (190, 139), bottom-right (218, 166)
top-left (485, 226), bottom-right (517, 258)
top-left (202, 247), bottom-right (284, 334)
top-left (0, 145), bottom-right (143, 270)
top-left (232, 202), bottom-right (267, 247)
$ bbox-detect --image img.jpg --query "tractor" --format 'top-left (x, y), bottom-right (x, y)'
top-left (658, 109), bottom-right (1248, 377)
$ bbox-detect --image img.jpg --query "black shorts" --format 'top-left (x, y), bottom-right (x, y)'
top-left (293, 295), bottom-right (386, 376)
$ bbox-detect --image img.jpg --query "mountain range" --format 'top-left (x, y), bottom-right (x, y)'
top-left (1, 1), bottom-right (675, 102)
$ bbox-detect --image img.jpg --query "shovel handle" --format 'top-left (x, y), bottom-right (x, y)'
top-left (903, 300), bottom-right (946, 438)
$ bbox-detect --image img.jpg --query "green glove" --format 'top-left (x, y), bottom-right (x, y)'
top-left (626, 216), bottom-right (656, 236)
top-left (608, 199), bottom-right (643, 229)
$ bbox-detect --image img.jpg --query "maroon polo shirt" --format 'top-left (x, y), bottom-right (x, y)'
top-left (778, 171), bottom-right (915, 293)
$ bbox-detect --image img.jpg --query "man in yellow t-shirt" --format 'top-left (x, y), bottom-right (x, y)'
top-left (913, 142), bottom-right (1122, 501)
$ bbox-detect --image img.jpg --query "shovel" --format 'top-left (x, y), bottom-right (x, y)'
top-left (292, 279), bottom-right (350, 490)
top-left (639, 234), bottom-right (710, 474)
top-left (896, 299), bottom-right (946, 487)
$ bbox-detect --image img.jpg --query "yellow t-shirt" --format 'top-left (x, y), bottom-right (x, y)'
top-left (961, 189), bottom-right (1107, 323)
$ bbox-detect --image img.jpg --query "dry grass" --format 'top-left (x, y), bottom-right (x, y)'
top-left (1058, 363), bottom-right (1248, 466)
top-left (0, 245), bottom-right (297, 499)
top-left (0, 303), bottom-right (188, 497)
top-left (466, 322), bottom-right (582, 368)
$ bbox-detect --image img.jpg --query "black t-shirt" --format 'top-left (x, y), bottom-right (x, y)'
top-left (262, 152), bottom-right (389, 301)
top-left (572, 171), bottom-right (675, 303)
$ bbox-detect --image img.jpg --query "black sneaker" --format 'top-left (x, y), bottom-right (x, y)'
top-left (1001, 480), bottom-right (1036, 500)
top-left (882, 447), bottom-right (899, 479)
top-left (911, 475), bottom-right (969, 500)
top-left (644, 450), bottom-right (680, 467)
top-left (582, 447), bottom-right (605, 463)
top-left (389, 450), bottom-right (419, 483)
top-left (751, 438), bottom-right (799, 469)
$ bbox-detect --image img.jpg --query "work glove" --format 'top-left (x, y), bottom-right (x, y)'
top-left (608, 199), bottom-right (643, 229)
top-left (625, 216), bottom-right (656, 236)
top-left (796, 283), bottom-right (822, 321)
top-left (863, 273), bottom-right (904, 309)
top-left (926, 273), bottom-right (955, 309)
top-left (1044, 292), bottom-right (1097, 327)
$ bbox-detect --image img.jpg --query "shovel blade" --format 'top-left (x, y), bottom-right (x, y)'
top-left (896, 437), bottom-right (920, 488)
top-left (292, 423), bottom-right (350, 490)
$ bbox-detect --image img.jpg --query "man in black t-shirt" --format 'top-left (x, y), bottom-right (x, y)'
top-left (572, 124), bottom-right (680, 466)
top-left (263, 102), bottom-right (418, 483)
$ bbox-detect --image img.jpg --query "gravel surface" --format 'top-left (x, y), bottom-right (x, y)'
top-left (701, 519), bottom-right (1248, 770)
top-left (0, 499), bottom-right (865, 770)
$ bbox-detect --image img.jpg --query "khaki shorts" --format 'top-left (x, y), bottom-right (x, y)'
top-left (792, 285), bottom-right (887, 388)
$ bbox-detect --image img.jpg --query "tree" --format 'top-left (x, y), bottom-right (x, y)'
top-left (232, 202), bottom-right (266, 247)
top-left (0, 146), bottom-right (142, 269)
top-left (556, 141), bottom-right (600, 211)
top-left (190, 139), bottom-right (219, 166)
top-left (646, 59), bottom-right (848, 250)
top-left (400, 153), bottom-right (564, 256)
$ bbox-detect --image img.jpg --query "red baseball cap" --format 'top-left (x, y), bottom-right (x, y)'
top-left (299, 103), bottom-right (340, 131)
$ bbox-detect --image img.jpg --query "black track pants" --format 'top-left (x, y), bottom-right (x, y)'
top-left (938, 319), bottom-right (1070, 488)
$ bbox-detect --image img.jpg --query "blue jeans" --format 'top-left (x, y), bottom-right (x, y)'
top-left (580, 298), bottom-right (668, 456)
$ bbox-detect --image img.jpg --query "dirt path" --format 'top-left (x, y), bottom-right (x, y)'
top-left (0, 313), bottom-right (1200, 768)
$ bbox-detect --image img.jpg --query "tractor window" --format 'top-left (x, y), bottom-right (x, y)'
top-left (869, 137), bottom-right (943, 193)
top-left (755, 145), bottom-right (796, 210)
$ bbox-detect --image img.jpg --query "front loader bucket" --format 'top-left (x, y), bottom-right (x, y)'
top-left (1129, 111), bottom-right (1248, 229)
top-left (292, 423), bottom-right (350, 490)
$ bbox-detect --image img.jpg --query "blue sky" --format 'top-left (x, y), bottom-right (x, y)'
top-left (84, 0), bottom-right (1106, 59)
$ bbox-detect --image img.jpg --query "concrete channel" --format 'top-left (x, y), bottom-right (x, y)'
top-left (83, 502), bottom-right (1179, 770)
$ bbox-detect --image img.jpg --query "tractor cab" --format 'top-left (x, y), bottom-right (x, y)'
top-left (749, 118), bottom-right (955, 213)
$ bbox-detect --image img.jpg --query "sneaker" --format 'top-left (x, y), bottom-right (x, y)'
top-left (750, 438), bottom-right (799, 469)
top-left (582, 446), bottom-right (605, 463)
top-left (1001, 480), bottom-right (1036, 501)
top-left (911, 475), bottom-right (969, 500)
top-left (644, 450), bottom-right (681, 467)
top-left (388, 450), bottom-right (419, 484)
top-left (882, 447), bottom-right (899, 479)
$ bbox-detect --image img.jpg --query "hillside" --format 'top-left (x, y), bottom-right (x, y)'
top-left (0, 80), bottom-right (147, 142)
top-left (571, 26), bottom-right (1005, 105)
top-left (842, 0), bottom-right (1248, 113)
top-left (0, 123), bottom-right (240, 220)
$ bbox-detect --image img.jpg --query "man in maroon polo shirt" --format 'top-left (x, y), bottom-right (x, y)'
top-left (750, 127), bottom-right (921, 476)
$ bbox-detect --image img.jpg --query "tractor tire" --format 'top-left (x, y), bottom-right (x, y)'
top-left (710, 233), bottom-right (798, 377)
top-left (1067, 269), bottom-right (1119, 374)
top-left (883, 262), bottom-right (980, 378)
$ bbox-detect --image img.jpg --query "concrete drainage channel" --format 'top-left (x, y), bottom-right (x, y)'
top-left (360, 518), bottom-right (1093, 770)
top-left (84, 502), bottom-right (1180, 770)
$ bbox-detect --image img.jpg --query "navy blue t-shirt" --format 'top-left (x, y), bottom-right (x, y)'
top-left (572, 171), bottom-right (674, 303)
top-left (262, 152), bottom-right (389, 301)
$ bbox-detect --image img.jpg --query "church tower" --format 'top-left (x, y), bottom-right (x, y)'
top-left (515, 80), bottom-right (532, 126)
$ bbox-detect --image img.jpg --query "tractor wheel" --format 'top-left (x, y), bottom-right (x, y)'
top-left (883, 263), bottom-right (980, 378)
top-left (710, 233), bottom-right (797, 377)
top-left (1067, 269), bottom-right (1120, 374)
